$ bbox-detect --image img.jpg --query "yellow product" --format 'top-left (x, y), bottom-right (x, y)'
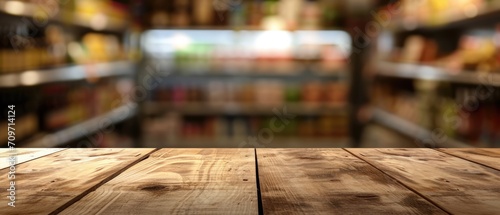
top-left (82, 33), bottom-right (107, 62)
top-left (25, 113), bottom-right (39, 138)
top-left (82, 33), bottom-right (122, 62)
top-left (12, 50), bottom-right (23, 72)
top-left (104, 35), bottom-right (121, 60)
top-left (75, 0), bottom-right (126, 30)
top-left (0, 50), bottom-right (6, 73)
top-left (428, 0), bottom-right (449, 25)
top-left (24, 48), bottom-right (39, 70)
top-left (75, 0), bottom-right (108, 17)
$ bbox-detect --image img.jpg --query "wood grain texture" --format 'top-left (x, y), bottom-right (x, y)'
top-left (438, 148), bottom-right (500, 171)
top-left (256, 148), bottom-right (446, 215)
top-left (61, 149), bottom-right (258, 215)
top-left (0, 148), bottom-right (65, 169)
top-left (346, 148), bottom-right (500, 215)
top-left (0, 148), bottom-right (154, 215)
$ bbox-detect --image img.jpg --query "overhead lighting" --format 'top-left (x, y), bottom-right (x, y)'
top-left (171, 34), bottom-right (192, 50)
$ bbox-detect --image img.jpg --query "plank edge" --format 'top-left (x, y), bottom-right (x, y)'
top-left (342, 148), bottom-right (452, 214)
top-left (50, 148), bottom-right (159, 215)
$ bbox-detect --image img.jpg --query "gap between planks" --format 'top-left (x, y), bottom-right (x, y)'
top-left (433, 148), bottom-right (500, 172)
top-left (49, 148), bottom-right (160, 215)
top-left (55, 148), bottom-right (263, 215)
top-left (253, 148), bottom-right (264, 215)
top-left (341, 148), bottom-right (452, 215)
top-left (59, 149), bottom-right (258, 214)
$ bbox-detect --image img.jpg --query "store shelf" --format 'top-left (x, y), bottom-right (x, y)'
top-left (0, 61), bottom-right (134, 88)
top-left (159, 72), bottom-right (347, 84)
top-left (371, 108), bottom-right (469, 148)
top-left (377, 61), bottom-right (500, 86)
top-left (149, 62), bottom-right (348, 83)
top-left (23, 102), bottom-right (137, 147)
top-left (144, 102), bottom-right (348, 116)
top-left (391, 8), bottom-right (500, 32)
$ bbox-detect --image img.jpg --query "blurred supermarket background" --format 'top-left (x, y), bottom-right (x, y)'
top-left (1, 0), bottom-right (500, 148)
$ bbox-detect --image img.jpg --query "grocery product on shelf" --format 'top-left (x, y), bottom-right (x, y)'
top-left (374, 78), bottom-right (500, 147)
top-left (0, 26), bottom-right (127, 74)
top-left (151, 81), bottom-right (348, 107)
top-left (0, 0), bottom-right (137, 148)
top-left (387, 27), bottom-right (500, 74)
top-left (145, 0), bottom-right (344, 30)
top-left (70, 0), bottom-right (128, 30)
top-left (395, 0), bottom-right (500, 28)
top-left (41, 79), bottom-right (124, 131)
top-left (146, 77), bottom-right (349, 145)
top-left (373, 0), bottom-right (500, 147)
top-left (139, 15), bottom-right (352, 146)
top-left (0, 87), bottom-right (39, 145)
top-left (143, 30), bottom-right (350, 75)
top-left (142, 114), bottom-right (348, 142)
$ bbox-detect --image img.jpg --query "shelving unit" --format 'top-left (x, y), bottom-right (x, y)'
top-left (139, 29), bottom-right (352, 147)
top-left (153, 73), bottom-right (346, 84)
top-left (0, 60), bottom-right (137, 147)
top-left (390, 8), bottom-right (500, 32)
top-left (23, 102), bottom-right (137, 147)
top-left (0, 1), bottom-right (138, 148)
top-left (0, 61), bottom-right (134, 87)
top-left (144, 102), bottom-right (347, 116)
top-left (377, 61), bottom-right (500, 86)
top-left (371, 108), bottom-right (469, 148)
top-left (371, 1), bottom-right (500, 147)
top-left (0, 1), bottom-right (127, 32)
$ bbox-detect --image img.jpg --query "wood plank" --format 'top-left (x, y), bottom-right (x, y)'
top-left (0, 148), bottom-right (66, 170)
top-left (256, 148), bottom-right (446, 214)
top-left (438, 148), bottom-right (500, 171)
top-left (60, 149), bottom-right (258, 215)
top-left (346, 148), bottom-right (500, 215)
top-left (0, 148), bottom-right (154, 215)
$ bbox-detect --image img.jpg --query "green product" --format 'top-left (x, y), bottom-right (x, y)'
top-left (285, 85), bottom-right (301, 103)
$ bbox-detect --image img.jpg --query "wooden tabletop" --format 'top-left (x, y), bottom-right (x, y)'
top-left (1, 148), bottom-right (499, 215)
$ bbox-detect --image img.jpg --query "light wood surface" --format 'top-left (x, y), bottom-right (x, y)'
top-left (60, 149), bottom-right (258, 215)
top-left (0, 148), bottom-right (154, 215)
top-left (0, 148), bottom-right (65, 169)
top-left (2, 148), bottom-right (500, 214)
top-left (256, 148), bottom-right (446, 214)
top-left (346, 148), bottom-right (500, 215)
top-left (438, 148), bottom-right (500, 171)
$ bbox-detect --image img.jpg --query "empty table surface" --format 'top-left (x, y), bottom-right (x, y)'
top-left (1, 148), bottom-right (499, 214)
